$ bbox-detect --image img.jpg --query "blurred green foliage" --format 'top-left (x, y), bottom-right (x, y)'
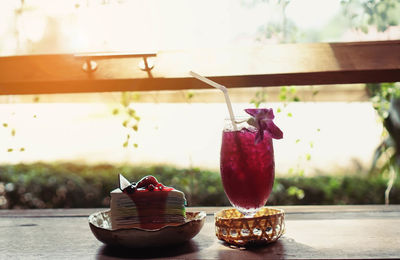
top-left (341, 0), bottom-right (400, 33)
top-left (0, 163), bottom-right (398, 209)
top-left (112, 92), bottom-right (141, 149)
top-left (367, 82), bottom-right (400, 204)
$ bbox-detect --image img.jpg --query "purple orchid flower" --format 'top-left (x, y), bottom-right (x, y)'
top-left (245, 108), bottom-right (283, 144)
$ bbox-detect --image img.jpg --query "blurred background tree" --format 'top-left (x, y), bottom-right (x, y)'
top-left (341, 0), bottom-right (400, 33)
top-left (341, 0), bottom-right (400, 204)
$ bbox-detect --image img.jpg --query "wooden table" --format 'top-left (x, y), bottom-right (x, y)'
top-left (1, 205), bottom-right (399, 259)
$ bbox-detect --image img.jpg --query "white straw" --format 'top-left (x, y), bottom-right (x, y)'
top-left (189, 71), bottom-right (237, 131)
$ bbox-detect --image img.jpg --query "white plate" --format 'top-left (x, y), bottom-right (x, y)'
top-left (88, 210), bottom-right (206, 248)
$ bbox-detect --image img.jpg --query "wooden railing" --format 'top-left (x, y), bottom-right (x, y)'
top-left (0, 40), bottom-right (399, 95)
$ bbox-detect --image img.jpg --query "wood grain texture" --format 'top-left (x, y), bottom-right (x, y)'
top-left (1, 205), bottom-right (399, 217)
top-left (0, 206), bottom-right (399, 259)
top-left (0, 41), bottom-right (399, 95)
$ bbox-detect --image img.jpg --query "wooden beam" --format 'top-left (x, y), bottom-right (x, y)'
top-left (0, 40), bottom-right (399, 95)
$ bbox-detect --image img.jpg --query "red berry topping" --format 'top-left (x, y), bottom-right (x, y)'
top-left (124, 183), bottom-right (137, 194)
top-left (156, 183), bottom-right (164, 191)
top-left (136, 175), bottom-right (158, 189)
top-left (147, 184), bottom-right (155, 191)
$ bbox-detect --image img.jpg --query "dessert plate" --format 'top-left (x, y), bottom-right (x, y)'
top-left (89, 210), bottom-right (206, 248)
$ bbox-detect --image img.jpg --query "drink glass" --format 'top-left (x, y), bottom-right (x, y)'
top-left (220, 118), bottom-right (275, 217)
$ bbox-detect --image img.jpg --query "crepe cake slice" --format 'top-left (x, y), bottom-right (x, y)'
top-left (110, 174), bottom-right (186, 230)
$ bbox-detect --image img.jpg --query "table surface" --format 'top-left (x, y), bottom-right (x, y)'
top-left (1, 205), bottom-right (399, 259)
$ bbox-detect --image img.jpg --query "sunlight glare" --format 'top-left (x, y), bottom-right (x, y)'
top-left (17, 11), bottom-right (47, 43)
top-left (287, 0), bottom-right (341, 29)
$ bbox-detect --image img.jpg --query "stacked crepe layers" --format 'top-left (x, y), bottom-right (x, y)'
top-left (110, 188), bottom-right (186, 230)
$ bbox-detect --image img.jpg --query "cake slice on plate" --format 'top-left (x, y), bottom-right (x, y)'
top-left (110, 174), bottom-right (186, 230)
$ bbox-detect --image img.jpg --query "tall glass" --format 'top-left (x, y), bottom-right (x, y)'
top-left (220, 118), bottom-right (275, 217)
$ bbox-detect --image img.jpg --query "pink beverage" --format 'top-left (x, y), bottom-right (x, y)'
top-left (220, 126), bottom-right (275, 215)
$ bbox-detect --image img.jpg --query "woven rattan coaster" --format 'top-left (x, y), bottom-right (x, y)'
top-left (215, 207), bottom-right (285, 246)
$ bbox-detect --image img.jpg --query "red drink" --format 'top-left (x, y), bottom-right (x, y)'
top-left (220, 127), bottom-right (275, 215)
